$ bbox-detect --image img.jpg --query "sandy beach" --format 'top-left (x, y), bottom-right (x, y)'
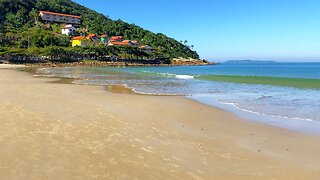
top-left (1, 65), bottom-right (320, 179)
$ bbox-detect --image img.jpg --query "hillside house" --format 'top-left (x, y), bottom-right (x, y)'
top-left (39, 11), bottom-right (81, 25)
top-left (139, 45), bottom-right (154, 53)
top-left (110, 36), bottom-right (123, 42)
top-left (86, 34), bottom-right (100, 44)
top-left (100, 34), bottom-right (110, 45)
top-left (109, 40), bottom-right (134, 46)
top-left (61, 24), bottom-right (76, 36)
top-left (131, 40), bottom-right (140, 46)
top-left (72, 36), bottom-right (89, 47)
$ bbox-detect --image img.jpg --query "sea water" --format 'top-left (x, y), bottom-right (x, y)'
top-left (35, 62), bottom-right (320, 133)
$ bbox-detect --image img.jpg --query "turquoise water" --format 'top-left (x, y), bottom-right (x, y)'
top-left (35, 62), bottom-right (320, 132)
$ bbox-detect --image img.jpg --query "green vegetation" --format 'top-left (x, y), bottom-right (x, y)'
top-left (196, 75), bottom-right (320, 90)
top-left (0, 0), bottom-right (199, 63)
top-left (0, 45), bottom-right (168, 63)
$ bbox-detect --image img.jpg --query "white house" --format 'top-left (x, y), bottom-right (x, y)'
top-left (61, 24), bottom-right (76, 36)
top-left (139, 45), bottom-right (154, 53)
top-left (39, 11), bottom-right (81, 25)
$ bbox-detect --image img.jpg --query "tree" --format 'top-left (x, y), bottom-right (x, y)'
top-left (16, 9), bottom-right (27, 25)
top-left (29, 8), bottom-right (39, 24)
top-left (4, 13), bottom-right (21, 30)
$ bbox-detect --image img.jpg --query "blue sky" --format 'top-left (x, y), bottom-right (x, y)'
top-left (74, 0), bottom-right (320, 62)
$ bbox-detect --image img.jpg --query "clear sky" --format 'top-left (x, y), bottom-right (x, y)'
top-left (74, 0), bottom-right (320, 62)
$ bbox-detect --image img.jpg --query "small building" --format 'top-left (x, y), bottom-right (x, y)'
top-left (86, 34), bottom-right (99, 44)
top-left (72, 36), bottom-right (88, 47)
top-left (110, 36), bottom-right (123, 42)
top-left (100, 34), bottom-right (110, 45)
top-left (122, 40), bottom-right (135, 45)
top-left (108, 41), bottom-right (134, 46)
top-left (39, 11), bottom-right (81, 24)
top-left (139, 45), bottom-right (154, 53)
top-left (61, 24), bottom-right (76, 36)
top-left (108, 40), bottom-right (141, 47)
top-left (131, 40), bottom-right (140, 46)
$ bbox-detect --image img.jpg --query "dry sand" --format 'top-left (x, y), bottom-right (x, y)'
top-left (1, 65), bottom-right (320, 179)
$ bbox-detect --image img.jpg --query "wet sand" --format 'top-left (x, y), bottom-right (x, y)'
top-left (1, 65), bottom-right (320, 179)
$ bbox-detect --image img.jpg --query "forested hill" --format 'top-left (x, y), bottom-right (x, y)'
top-left (0, 0), bottom-right (199, 59)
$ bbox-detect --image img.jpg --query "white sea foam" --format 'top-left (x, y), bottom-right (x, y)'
top-left (130, 88), bottom-right (182, 96)
top-left (141, 70), bottom-right (195, 80)
top-left (158, 72), bottom-right (176, 77)
top-left (217, 100), bottom-right (314, 122)
top-left (175, 75), bottom-right (195, 79)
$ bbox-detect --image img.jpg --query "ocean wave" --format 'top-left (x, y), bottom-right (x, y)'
top-left (195, 75), bottom-right (320, 90)
top-left (217, 100), bottom-right (314, 122)
top-left (33, 74), bottom-right (55, 78)
top-left (73, 80), bottom-right (182, 96)
top-left (36, 68), bottom-right (52, 74)
top-left (175, 75), bottom-right (194, 79)
top-left (130, 88), bottom-right (182, 96)
top-left (140, 70), bottom-right (194, 79)
top-left (257, 95), bottom-right (273, 100)
top-left (158, 72), bottom-right (176, 77)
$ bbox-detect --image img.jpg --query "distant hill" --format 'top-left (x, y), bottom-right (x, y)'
top-left (0, 0), bottom-right (199, 59)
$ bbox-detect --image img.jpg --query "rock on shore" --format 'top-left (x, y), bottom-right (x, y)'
top-left (172, 57), bottom-right (215, 66)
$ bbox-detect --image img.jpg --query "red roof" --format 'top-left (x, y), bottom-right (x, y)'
top-left (72, 36), bottom-right (85, 40)
top-left (110, 36), bottom-right (123, 41)
top-left (62, 24), bottom-right (74, 29)
top-left (122, 40), bottom-right (131, 43)
top-left (39, 11), bottom-right (81, 19)
top-left (111, 41), bottom-right (132, 46)
top-left (86, 34), bottom-right (97, 39)
top-left (100, 34), bottom-right (108, 38)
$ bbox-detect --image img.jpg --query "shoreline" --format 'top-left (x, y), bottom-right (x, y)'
top-left (30, 65), bottom-right (320, 134)
top-left (190, 94), bottom-right (320, 134)
top-left (1, 65), bottom-right (320, 178)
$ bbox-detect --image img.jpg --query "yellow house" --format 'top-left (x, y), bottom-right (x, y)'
top-left (72, 36), bottom-right (88, 47)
